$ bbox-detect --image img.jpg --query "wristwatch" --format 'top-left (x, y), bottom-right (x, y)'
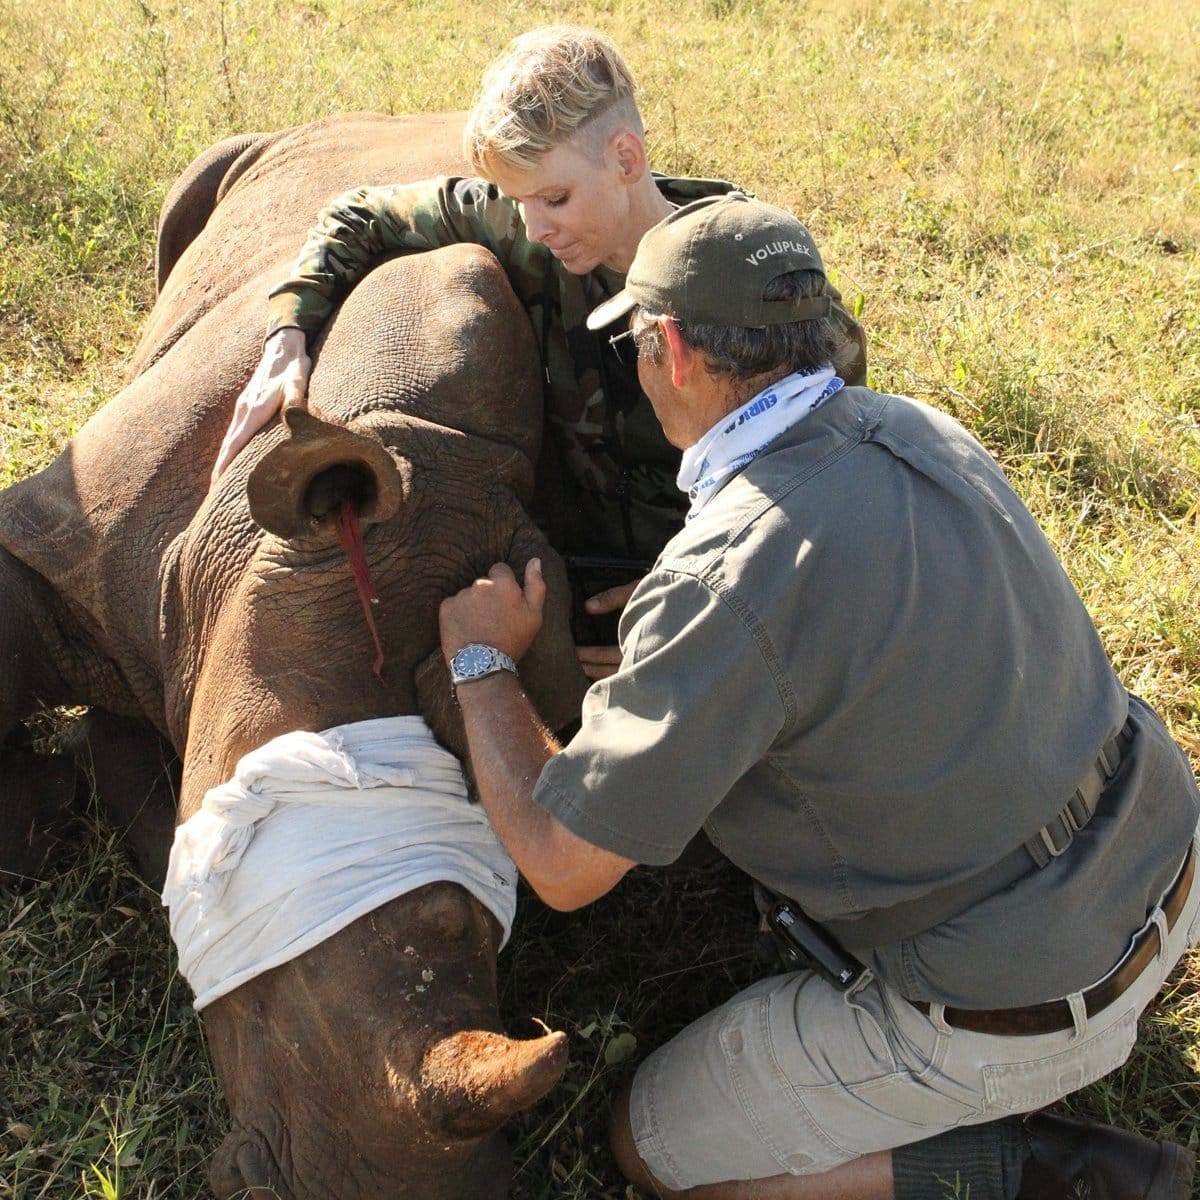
top-left (449, 642), bottom-right (518, 692)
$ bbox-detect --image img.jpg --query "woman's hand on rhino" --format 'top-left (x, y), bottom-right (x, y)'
top-left (440, 560), bottom-right (546, 665)
top-left (576, 579), bottom-right (640, 681)
top-left (209, 328), bottom-right (312, 486)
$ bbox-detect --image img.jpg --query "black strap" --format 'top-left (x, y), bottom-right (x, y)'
top-left (594, 314), bottom-right (640, 559)
top-left (1023, 721), bottom-right (1132, 866)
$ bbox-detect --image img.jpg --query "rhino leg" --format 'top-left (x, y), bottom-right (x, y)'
top-left (0, 737), bottom-right (77, 885)
top-left (0, 552), bottom-right (60, 734)
top-left (0, 550), bottom-right (78, 884)
top-left (57, 710), bottom-right (180, 891)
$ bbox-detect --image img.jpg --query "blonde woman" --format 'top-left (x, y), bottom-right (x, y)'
top-left (210, 27), bottom-right (866, 679)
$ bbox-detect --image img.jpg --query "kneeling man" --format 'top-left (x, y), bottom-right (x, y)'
top-left (438, 194), bottom-right (1200, 1200)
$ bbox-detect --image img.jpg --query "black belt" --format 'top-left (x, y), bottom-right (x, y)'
top-left (824, 719), bottom-right (1136, 951)
top-left (910, 843), bottom-right (1195, 1036)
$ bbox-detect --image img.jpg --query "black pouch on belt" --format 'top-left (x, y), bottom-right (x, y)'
top-left (754, 883), bottom-right (867, 991)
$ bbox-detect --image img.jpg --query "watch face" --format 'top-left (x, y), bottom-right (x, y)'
top-left (454, 644), bottom-right (496, 678)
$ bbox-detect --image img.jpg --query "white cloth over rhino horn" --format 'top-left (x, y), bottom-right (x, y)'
top-left (161, 715), bottom-right (517, 1009)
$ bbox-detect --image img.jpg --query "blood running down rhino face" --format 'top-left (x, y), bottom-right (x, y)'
top-left (176, 401), bottom-right (578, 1198)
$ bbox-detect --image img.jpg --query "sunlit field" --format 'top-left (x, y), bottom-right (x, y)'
top-left (1, 0), bottom-right (1197, 1196)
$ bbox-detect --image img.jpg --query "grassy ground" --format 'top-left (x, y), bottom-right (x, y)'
top-left (1, 0), bottom-right (1198, 1196)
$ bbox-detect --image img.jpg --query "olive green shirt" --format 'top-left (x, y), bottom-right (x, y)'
top-left (534, 387), bottom-right (1200, 1006)
top-left (266, 175), bottom-right (868, 560)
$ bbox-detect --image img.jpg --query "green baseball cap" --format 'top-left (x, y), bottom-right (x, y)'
top-left (586, 192), bottom-right (831, 331)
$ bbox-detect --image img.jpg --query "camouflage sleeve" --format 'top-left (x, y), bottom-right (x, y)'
top-left (265, 177), bottom-right (525, 340)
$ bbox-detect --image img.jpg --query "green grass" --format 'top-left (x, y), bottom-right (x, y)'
top-left (2, 0), bottom-right (1199, 1196)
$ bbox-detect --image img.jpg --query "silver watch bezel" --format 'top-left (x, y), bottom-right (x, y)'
top-left (449, 642), bottom-right (517, 688)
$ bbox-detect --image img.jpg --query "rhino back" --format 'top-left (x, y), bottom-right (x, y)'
top-left (0, 114), bottom-right (471, 721)
top-left (132, 112), bottom-right (467, 376)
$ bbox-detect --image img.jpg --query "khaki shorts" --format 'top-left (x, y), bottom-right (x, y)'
top-left (629, 827), bottom-right (1200, 1192)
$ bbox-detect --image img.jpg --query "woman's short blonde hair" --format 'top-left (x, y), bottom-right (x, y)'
top-left (463, 26), bottom-right (644, 173)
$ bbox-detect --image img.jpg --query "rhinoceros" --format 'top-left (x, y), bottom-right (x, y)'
top-left (0, 112), bottom-right (594, 1199)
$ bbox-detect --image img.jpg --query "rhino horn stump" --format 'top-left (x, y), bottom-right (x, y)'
top-left (247, 407), bottom-right (403, 540)
top-left (416, 1028), bottom-right (569, 1139)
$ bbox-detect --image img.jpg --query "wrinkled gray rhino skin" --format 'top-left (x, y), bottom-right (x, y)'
top-left (0, 112), bottom-right (590, 1199)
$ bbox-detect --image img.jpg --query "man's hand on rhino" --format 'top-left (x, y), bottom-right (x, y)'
top-left (440, 560), bottom-right (546, 665)
top-left (576, 579), bottom-right (640, 681)
top-left (209, 327), bottom-right (312, 486)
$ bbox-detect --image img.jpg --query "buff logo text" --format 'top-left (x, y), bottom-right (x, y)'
top-left (745, 239), bottom-right (812, 266)
top-left (735, 393), bottom-right (777, 426)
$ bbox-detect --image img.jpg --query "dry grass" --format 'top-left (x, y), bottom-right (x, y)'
top-left (1, 0), bottom-right (1198, 1195)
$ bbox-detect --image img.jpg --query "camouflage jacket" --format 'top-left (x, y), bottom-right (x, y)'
top-left (267, 175), bottom-right (867, 562)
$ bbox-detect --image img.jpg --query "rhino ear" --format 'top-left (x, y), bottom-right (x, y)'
top-left (416, 1028), bottom-right (568, 1139)
top-left (246, 406), bottom-right (405, 540)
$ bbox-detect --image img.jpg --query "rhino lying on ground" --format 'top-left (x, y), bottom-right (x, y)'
top-left (0, 113), bottom-right (593, 1198)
